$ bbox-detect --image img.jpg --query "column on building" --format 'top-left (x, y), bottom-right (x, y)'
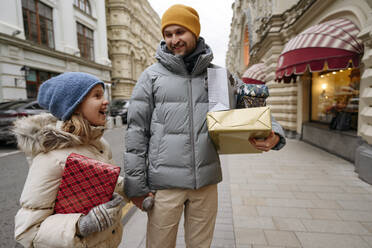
top-left (56, 0), bottom-right (77, 54)
top-left (96, 0), bottom-right (111, 66)
top-left (355, 19), bottom-right (372, 183)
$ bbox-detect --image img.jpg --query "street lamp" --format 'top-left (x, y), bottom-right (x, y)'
top-left (20, 65), bottom-right (30, 80)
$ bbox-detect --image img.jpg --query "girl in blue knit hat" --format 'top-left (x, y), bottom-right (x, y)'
top-left (13, 72), bottom-right (126, 248)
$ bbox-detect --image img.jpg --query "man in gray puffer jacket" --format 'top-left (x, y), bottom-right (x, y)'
top-left (124, 4), bottom-right (286, 248)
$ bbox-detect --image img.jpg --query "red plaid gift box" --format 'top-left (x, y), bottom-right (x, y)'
top-left (54, 153), bottom-right (121, 215)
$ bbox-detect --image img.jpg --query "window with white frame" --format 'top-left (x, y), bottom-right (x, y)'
top-left (77, 22), bottom-right (94, 61)
top-left (22, 0), bottom-right (54, 48)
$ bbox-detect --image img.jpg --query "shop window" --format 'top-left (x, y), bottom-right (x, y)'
top-left (311, 67), bottom-right (360, 131)
top-left (22, 0), bottom-right (54, 49)
top-left (26, 69), bottom-right (58, 99)
top-left (74, 0), bottom-right (92, 16)
top-left (77, 22), bottom-right (94, 61)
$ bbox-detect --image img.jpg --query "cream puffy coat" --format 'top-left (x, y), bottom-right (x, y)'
top-left (13, 113), bottom-right (125, 248)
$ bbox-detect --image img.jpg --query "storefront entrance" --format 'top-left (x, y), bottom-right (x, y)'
top-left (301, 66), bottom-right (361, 162)
top-left (275, 18), bottom-right (364, 163)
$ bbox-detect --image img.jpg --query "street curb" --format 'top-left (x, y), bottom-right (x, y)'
top-left (0, 150), bottom-right (21, 158)
top-left (121, 203), bottom-right (137, 226)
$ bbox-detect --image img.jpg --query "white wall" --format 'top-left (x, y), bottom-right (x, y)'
top-left (0, 0), bottom-right (24, 38)
top-left (55, 0), bottom-right (78, 54)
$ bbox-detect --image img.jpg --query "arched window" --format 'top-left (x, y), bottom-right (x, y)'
top-left (74, 0), bottom-right (91, 16)
top-left (243, 25), bottom-right (250, 66)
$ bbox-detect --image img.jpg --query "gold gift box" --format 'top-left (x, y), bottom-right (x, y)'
top-left (207, 107), bottom-right (272, 154)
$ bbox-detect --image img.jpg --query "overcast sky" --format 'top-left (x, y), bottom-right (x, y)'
top-left (147, 0), bottom-right (235, 67)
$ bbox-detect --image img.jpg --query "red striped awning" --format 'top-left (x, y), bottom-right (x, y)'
top-left (242, 63), bottom-right (266, 84)
top-left (276, 18), bottom-right (364, 81)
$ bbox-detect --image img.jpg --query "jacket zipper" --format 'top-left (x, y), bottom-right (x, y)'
top-left (188, 77), bottom-right (196, 189)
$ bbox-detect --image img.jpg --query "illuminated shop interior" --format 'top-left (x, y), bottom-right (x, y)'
top-left (311, 66), bottom-right (360, 131)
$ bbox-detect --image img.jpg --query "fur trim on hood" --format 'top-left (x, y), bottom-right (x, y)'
top-left (13, 113), bottom-right (103, 157)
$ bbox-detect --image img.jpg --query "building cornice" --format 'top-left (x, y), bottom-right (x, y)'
top-left (0, 33), bottom-right (112, 71)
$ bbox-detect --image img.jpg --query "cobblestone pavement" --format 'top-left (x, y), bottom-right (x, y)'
top-left (120, 139), bottom-right (372, 248)
top-left (228, 140), bottom-right (372, 248)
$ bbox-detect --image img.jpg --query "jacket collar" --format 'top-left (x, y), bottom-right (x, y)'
top-left (155, 37), bottom-right (214, 76)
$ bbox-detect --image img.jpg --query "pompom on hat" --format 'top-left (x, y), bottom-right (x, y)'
top-left (37, 72), bottom-right (104, 121)
top-left (161, 4), bottom-right (200, 38)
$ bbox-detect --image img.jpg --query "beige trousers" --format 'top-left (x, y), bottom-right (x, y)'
top-left (146, 184), bottom-right (218, 248)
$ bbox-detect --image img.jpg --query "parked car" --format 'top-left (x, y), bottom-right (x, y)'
top-left (109, 99), bottom-right (129, 124)
top-left (0, 99), bottom-right (49, 144)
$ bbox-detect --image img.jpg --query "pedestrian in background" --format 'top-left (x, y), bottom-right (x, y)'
top-left (13, 72), bottom-right (126, 248)
top-left (124, 4), bottom-right (286, 248)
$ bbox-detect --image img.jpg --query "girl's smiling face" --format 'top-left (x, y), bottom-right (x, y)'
top-left (77, 84), bottom-right (109, 126)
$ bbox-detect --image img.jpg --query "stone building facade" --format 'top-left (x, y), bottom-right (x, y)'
top-left (226, 0), bottom-right (372, 183)
top-left (0, 0), bottom-right (111, 101)
top-left (106, 0), bottom-right (161, 100)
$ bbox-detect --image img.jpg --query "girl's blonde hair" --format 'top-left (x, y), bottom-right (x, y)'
top-left (61, 113), bottom-right (92, 143)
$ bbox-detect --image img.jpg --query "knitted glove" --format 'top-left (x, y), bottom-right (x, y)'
top-left (77, 193), bottom-right (123, 237)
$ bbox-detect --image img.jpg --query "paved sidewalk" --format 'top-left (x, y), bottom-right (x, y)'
top-left (120, 140), bottom-right (372, 248)
top-left (119, 162), bottom-right (235, 248)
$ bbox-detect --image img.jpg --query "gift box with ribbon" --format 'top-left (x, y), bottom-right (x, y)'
top-left (54, 153), bottom-right (120, 215)
top-left (237, 84), bottom-right (269, 108)
top-left (207, 106), bottom-right (272, 154)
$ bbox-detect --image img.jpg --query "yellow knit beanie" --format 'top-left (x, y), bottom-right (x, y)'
top-left (161, 4), bottom-right (200, 38)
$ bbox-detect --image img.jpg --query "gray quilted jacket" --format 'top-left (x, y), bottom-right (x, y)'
top-left (124, 38), bottom-right (285, 198)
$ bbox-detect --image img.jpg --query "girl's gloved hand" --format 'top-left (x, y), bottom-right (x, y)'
top-left (77, 193), bottom-right (123, 237)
